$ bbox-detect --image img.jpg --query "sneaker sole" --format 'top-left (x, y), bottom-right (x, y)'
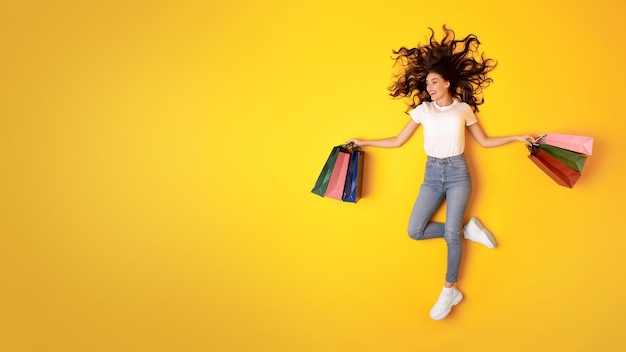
top-left (430, 291), bottom-right (463, 320)
top-left (468, 218), bottom-right (496, 249)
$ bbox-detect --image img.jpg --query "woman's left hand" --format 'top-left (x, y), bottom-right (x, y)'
top-left (516, 134), bottom-right (537, 146)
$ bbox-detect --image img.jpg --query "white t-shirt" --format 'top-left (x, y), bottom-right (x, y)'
top-left (408, 100), bottom-right (477, 158)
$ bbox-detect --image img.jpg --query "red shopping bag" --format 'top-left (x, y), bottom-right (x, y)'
top-left (538, 133), bottom-right (593, 155)
top-left (323, 148), bottom-right (351, 200)
top-left (528, 147), bottom-right (581, 188)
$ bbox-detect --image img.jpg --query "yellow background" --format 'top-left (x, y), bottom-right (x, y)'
top-left (1, 0), bottom-right (624, 351)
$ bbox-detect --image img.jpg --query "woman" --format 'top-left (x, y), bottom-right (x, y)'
top-left (349, 26), bottom-right (535, 320)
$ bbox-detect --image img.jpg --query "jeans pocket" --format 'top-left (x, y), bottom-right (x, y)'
top-left (450, 160), bottom-right (466, 169)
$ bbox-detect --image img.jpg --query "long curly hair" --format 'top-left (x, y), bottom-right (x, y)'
top-left (388, 25), bottom-right (497, 113)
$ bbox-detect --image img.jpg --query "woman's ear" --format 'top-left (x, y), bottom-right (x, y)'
top-left (445, 81), bottom-right (450, 88)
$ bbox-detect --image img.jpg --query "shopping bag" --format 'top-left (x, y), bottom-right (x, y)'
top-left (539, 133), bottom-right (593, 155)
top-left (342, 145), bottom-right (364, 203)
top-left (323, 147), bottom-right (351, 200)
top-left (538, 144), bottom-right (588, 172)
top-left (528, 145), bottom-right (581, 188)
top-left (311, 145), bottom-right (341, 196)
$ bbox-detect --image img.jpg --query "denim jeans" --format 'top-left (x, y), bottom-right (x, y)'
top-left (407, 154), bottom-right (472, 283)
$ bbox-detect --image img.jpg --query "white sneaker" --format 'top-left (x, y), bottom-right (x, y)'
top-left (430, 287), bottom-right (463, 320)
top-left (464, 217), bottom-right (496, 249)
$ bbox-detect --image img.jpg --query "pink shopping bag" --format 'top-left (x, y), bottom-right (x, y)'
top-left (323, 149), bottom-right (350, 200)
top-left (540, 133), bottom-right (593, 155)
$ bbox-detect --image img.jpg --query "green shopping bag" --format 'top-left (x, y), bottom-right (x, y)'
top-left (538, 144), bottom-right (587, 172)
top-left (311, 145), bottom-right (341, 196)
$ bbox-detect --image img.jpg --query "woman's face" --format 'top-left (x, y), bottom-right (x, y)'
top-left (425, 72), bottom-right (451, 101)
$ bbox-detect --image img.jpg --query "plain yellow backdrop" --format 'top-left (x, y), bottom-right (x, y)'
top-left (1, 0), bottom-right (624, 351)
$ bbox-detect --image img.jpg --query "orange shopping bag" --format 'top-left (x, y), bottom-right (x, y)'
top-left (528, 144), bottom-right (582, 188)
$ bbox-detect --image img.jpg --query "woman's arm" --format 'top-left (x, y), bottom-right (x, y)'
top-left (467, 122), bottom-right (535, 148)
top-left (350, 119), bottom-right (419, 148)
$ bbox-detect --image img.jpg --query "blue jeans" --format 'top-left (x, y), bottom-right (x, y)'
top-left (407, 154), bottom-right (472, 283)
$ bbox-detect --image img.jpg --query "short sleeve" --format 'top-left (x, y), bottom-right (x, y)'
top-left (463, 104), bottom-right (477, 126)
top-left (409, 103), bottom-right (426, 124)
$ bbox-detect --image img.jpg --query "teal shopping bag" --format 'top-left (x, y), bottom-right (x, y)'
top-left (311, 145), bottom-right (341, 197)
top-left (538, 144), bottom-right (587, 172)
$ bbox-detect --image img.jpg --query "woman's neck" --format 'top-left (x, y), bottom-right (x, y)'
top-left (435, 97), bottom-right (454, 107)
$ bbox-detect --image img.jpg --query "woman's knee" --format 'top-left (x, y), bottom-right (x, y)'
top-left (443, 226), bottom-right (462, 243)
top-left (408, 226), bottom-right (426, 240)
